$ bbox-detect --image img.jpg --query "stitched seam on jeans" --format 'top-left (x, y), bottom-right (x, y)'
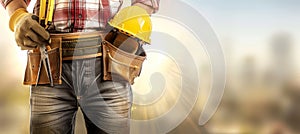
top-left (61, 75), bottom-right (73, 89)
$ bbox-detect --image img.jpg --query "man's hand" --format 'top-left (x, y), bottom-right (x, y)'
top-left (8, 8), bottom-right (50, 50)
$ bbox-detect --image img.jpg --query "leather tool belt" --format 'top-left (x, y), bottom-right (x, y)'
top-left (102, 30), bottom-right (146, 84)
top-left (23, 31), bottom-right (147, 85)
top-left (50, 31), bottom-right (105, 60)
top-left (102, 40), bottom-right (146, 85)
top-left (23, 31), bottom-right (105, 85)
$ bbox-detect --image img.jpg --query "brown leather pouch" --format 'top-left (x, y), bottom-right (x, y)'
top-left (102, 40), bottom-right (146, 85)
top-left (23, 38), bottom-right (62, 85)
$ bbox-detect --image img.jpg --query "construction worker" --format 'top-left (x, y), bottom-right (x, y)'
top-left (1, 0), bottom-right (159, 133)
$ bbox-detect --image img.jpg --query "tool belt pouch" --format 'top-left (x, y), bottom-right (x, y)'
top-left (23, 39), bottom-right (62, 85)
top-left (102, 40), bottom-right (146, 85)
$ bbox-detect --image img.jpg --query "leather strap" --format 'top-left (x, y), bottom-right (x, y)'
top-left (50, 31), bottom-right (107, 39)
top-left (50, 31), bottom-right (107, 60)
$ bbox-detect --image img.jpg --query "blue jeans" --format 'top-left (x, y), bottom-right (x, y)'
top-left (30, 57), bottom-right (132, 134)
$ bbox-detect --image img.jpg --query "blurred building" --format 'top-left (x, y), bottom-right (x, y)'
top-left (265, 33), bottom-right (294, 90)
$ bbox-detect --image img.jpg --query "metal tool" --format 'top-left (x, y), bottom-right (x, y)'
top-left (45, 0), bottom-right (54, 28)
top-left (35, 44), bottom-right (53, 86)
top-left (35, 0), bottom-right (55, 86)
top-left (39, 0), bottom-right (54, 28)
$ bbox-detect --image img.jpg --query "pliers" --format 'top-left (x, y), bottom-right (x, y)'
top-left (35, 0), bottom-right (55, 86)
top-left (35, 44), bottom-right (53, 86)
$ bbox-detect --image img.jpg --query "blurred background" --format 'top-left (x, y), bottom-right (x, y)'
top-left (1, 0), bottom-right (300, 133)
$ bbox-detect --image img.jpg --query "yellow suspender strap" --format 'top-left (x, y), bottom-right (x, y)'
top-left (39, 0), bottom-right (55, 29)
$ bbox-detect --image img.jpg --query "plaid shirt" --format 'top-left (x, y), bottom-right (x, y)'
top-left (1, 0), bottom-right (159, 32)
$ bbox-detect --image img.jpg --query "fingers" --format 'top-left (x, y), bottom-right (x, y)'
top-left (15, 34), bottom-right (35, 49)
top-left (14, 13), bottom-right (50, 50)
top-left (16, 29), bottom-right (48, 49)
top-left (20, 39), bottom-right (37, 50)
top-left (26, 30), bottom-right (48, 45)
top-left (30, 19), bottom-right (50, 41)
top-left (31, 15), bottom-right (39, 22)
top-left (23, 38), bottom-right (37, 47)
top-left (20, 45), bottom-right (36, 50)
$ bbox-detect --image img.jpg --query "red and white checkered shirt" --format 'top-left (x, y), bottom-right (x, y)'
top-left (1, 0), bottom-right (160, 32)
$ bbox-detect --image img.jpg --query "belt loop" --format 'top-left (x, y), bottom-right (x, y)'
top-left (49, 37), bottom-right (62, 49)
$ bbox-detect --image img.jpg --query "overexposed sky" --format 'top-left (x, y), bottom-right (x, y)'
top-left (187, 0), bottom-right (300, 44)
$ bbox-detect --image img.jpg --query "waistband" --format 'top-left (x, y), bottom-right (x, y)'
top-left (50, 31), bottom-right (106, 48)
top-left (49, 31), bottom-right (107, 60)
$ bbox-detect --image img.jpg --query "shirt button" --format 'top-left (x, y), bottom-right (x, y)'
top-left (78, 14), bottom-right (82, 18)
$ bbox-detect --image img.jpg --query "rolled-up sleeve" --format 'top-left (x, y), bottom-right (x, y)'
top-left (132, 0), bottom-right (160, 13)
top-left (1, 0), bottom-right (30, 9)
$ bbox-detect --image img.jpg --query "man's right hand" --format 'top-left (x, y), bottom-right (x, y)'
top-left (9, 8), bottom-right (50, 50)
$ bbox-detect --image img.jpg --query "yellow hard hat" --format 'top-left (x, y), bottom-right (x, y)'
top-left (109, 6), bottom-right (152, 44)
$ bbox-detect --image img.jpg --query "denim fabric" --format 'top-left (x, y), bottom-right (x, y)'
top-left (30, 57), bottom-right (132, 134)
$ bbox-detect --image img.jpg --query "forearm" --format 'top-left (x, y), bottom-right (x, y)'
top-left (132, 3), bottom-right (154, 14)
top-left (6, 0), bottom-right (27, 16)
top-left (132, 0), bottom-right (160, 14)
